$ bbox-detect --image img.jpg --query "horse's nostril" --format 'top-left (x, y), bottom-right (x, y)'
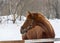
top-left (21, 26), bottom-right (24, 29)
top-left (21, 26), bottom-right (24, 34)
top-left (20, 29), bottom-right (23, 34)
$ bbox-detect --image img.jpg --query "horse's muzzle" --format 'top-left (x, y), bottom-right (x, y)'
top-left (20, 27), bottom-right (27, 34)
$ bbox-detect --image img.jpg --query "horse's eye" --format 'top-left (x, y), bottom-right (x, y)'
top-left (30, 25), bottom-right (32, 27)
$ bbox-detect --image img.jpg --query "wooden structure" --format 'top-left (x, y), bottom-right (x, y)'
top-left (0, 38), bottom-right (60, 43)
top-left (0, 40), bottom-right (24, 43)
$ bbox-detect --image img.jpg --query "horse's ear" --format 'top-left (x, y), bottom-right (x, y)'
top-left (28, 11), bottom-right (31, 15)
top-left (26, 11), bottom-right (32, 18)
top-left (28, 11), bottom-right (34, 17)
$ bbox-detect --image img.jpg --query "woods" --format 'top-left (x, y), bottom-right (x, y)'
top-left (0, 0), bottom-right (60, 23)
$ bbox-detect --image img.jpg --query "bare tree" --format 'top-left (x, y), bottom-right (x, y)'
top-left (10, 0), bottom-right (26, 23)
top-left (12, 0), bottom-right (21, 23)
top-left (51, 0), bottom-right (59, 18)
top-left (19, 0), bottom-right (25, 20)
top-left (9, 0), bottom-right (21, 23)
top-left (46, 0), bottom-right (51, 19)
top-left (45, 0), bottom-right (59, 19)
top-left (19, 0), bottom-right (34, 20)
top-left (54, 0), bottom-right (59, 18)
top-left (0, 0), bottom-right (3, 16)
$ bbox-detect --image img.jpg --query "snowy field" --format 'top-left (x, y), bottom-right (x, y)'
top-left (0, 15), bottom-right (60, 43)
top-left (49, 19), bottom-right (60, 43)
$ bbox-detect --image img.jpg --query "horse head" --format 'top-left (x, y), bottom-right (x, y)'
top-left (20, 11), bottom-right (39, 34)
top-left (20, 11), bottom-right (55, 39)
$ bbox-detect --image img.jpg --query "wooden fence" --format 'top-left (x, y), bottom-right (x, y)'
top-left (0, 38), bottom-right (60, 43)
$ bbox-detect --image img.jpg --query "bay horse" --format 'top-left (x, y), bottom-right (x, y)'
top-left (20, 11), bottom-right (55, 43)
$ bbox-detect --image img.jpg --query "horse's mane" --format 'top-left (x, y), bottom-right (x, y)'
top-left (27, 11), bottom-right (55, 37)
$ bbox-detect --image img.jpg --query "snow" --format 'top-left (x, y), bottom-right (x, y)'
top-left (0, 15), bottom-right (60, 43)
top-left (49, 19), bottom-right (60, 43)
top-left (49, 19), bottom-right (60, 38)
top-left (0, 24), bottom-right (21, 41)
top-left (0, 15), bottom-right (26, 41)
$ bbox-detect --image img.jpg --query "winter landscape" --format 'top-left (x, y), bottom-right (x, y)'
top-left (0, 15), bottom-right (60, 43)
top-left (0, 0), bottom-right (60, 43)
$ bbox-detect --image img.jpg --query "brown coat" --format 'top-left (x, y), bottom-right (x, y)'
top-left (21, 11), bottom-right (55, 43)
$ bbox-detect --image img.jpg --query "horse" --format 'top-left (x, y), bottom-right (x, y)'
top-left (20, 11), bottom-right (55, 43)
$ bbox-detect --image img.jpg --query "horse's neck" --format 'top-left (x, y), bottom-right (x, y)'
top-left (35, 22), bottom-right (49, 32)
top-left (37, 18), bottom-right (55, 36)
top-left (32, 21), bottom-right (41, 28)
top-left (31, 21), bottom-right (37, 28)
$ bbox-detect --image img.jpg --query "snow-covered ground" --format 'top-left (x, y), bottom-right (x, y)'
top-left (0, 15), bottom-right (60, 43)
top-left (49, 19), bottom-right (60, 38)
top-left (0, 24), bottom-right (22, 41)
top-left (49, 19), bottom-right (60, 43)
top-left (0, 15), bottom-right (26, 41)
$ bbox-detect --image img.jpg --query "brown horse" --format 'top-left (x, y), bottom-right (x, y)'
top-left (20, 11), bottom-right (55, 43)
